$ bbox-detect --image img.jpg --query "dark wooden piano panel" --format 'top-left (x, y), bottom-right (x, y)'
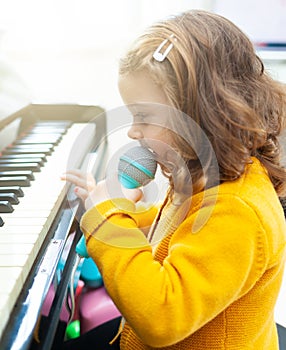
top-left (0, 104), bottom-right (108, 350)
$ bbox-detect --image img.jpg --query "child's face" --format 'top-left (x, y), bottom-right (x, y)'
top-left (118, 70), bottom-right (174, 160)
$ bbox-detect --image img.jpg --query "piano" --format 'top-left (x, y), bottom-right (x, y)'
top-left (0, 103), bottom-right (108, 350)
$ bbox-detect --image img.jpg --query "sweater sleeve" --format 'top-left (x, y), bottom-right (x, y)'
top-left (80, 198), bottom-right (150, 248)
top-left (80, 195), bottom-right (269, 347)
top-left (133, 202), bottom-right (159, 233)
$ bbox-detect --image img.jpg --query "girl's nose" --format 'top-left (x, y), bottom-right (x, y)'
top-left (127, 123), bottom-right (143, 140)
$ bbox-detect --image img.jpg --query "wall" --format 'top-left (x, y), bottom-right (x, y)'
top-left (0, 0), bottom-right (211, 112)
top-left (0, 0), bottom-right (285, 116)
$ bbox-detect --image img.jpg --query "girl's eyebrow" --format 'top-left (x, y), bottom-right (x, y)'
top-left (129, 103), bottom-right (150, 109)
top-left (127, 103), bottom-right (151, 114)
top-left (128, 103), bottom-right (169, 117)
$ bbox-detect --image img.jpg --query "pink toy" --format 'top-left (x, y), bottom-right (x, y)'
top-left (80, 286), bottom-right (121, 334)
top-left (41, 280), bottom-right (85, 323)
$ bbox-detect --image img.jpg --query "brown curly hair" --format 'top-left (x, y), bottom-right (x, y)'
top-left (119, 10), bottom-right (286, 197)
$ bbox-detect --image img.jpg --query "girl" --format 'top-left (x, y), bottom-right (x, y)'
top-left (62, 9), bottom-right (286, 350)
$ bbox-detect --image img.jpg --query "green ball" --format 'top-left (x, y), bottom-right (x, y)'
top-left (66, 320), bottom-right (80, 339)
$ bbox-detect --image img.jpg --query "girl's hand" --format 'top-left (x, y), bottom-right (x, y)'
top-left (61, 169), bottom-right (96, 203)
top-left (61, 170), bottom-right (143, 210)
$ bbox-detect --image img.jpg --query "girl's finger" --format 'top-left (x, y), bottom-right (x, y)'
top-left (62, 173), bottom-right (87, 188)
top-left (62, 172), bottom-right (95, 191)
top-left (74, 186), bottom-right (89, 202)
top-left (64, 169), bottom-right (87, 179)
top-left (86, 173), bottom-right (96, 191)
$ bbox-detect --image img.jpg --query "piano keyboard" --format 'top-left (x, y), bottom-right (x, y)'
top-left (0, 120), bottom-right (97, 341)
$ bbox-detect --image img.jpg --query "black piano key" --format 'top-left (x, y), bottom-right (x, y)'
top-left (7, 143), bottom-right (54, 151)
top-left (0, 193), bottom-right (19, 204)
top-left (0, 176), bottom-right (31, 187)
top-left (0, 170), bottom-right (35, 180)
top-left (22, 131), bottom-right (62, 136)
top-left (0, 200), bottom-right (14, 213)
top-left (15, 137), bottom-right (62, 145)
top-left (0, 216), bottom-right (4, 227)
top-left (0, 163), bottom-right (41, 172)
top-left (0, 158), bottom-right (45, 166)
top-left (2, 148), bottom-right (53, 156)
top-left (0, 186), bottom-right (24, 197)
top-left (0, 153), bottom-right (47, 162)
top-left (20, 130), bottom-right (64, 135)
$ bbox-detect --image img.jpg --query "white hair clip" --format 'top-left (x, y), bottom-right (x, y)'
top-left (153, 34), bottom-right (176, 62)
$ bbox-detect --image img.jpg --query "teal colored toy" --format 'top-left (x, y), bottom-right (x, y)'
top-left (80, 257), bottom-right (103, 288)
top-left (76, 236), bottom-right (103, 288)
top-left (76, 236), bottom-right (89, 258)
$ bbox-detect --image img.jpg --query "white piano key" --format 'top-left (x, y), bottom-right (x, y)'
top-left (0, 234), bottom-right (39, 244)
top-left (0, 282), bottom-right (21, 303)
top-left (0, 267), bottom-right (23, 300)
top-left (0, 254), bottom-right (31, 267)
top-left (6, 196), bottom-right (60, 211)
top-left (0, 217), bottom-right (49, 226)
top-left (1, 226), bottom-right (43, 234)
top-left (0, 294), bottom-right (10, 339)
top-left (0, 242), bottom-right (40, 266)
top-left (0, 218), bottom-right (54, 254)
top-left (0, 243), bottom-right (35, 255)
top-left (0, 255), bottom-right (34, 282)
top-left (0, 211), bottom-right (51, 220)
top-left (0, 267), bottom-right (25, 337)
top-left (0, 244), bottom-right (37, 282)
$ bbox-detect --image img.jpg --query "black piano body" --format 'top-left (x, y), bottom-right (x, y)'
top-left (0, 103), bottom-right (108, 350)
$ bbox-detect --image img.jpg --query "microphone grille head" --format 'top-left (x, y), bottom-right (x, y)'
top-left (118, 146), bottom-right (157, 188)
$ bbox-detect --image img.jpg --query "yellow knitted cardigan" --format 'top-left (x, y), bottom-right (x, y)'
top-left (80, 158), bottom-right (286, 349)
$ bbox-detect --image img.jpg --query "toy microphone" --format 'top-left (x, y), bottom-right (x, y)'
top-left (118, 146), bottom-right (157, 189)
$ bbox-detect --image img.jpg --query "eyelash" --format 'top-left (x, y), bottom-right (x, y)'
top-left (134, 113), bottom-right (148, 121)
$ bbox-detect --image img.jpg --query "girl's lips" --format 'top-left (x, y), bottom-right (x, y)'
top-left (140, 142), bottom-right (157, 156)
